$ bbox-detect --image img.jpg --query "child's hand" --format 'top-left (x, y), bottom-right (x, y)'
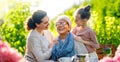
top-left (75, 36), bottom-right (83, 42)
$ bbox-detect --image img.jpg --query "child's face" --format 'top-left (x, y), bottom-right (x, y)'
top-left (74, 14), bottom-right (87, 27)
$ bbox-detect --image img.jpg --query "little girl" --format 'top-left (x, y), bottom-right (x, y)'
top-left (72, 5), bottom-right (100, 62)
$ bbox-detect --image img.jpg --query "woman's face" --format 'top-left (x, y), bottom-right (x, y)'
top-left (36, 16), bottom-right (49, 30)
top-left (75, 14), bottom-right (87, 27)
top-left (56, 20), bottom-right (70, 34)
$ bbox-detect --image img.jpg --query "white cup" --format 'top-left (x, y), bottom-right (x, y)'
top-left (58, 57), bottom-right (72, 62)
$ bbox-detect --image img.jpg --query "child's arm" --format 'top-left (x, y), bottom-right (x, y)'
top-left (88, 30), bottom-right (100, 49)
top-left (74, 33), bottom-right (99, 49)
top-left (75, 36), bottom-right (91, 45)
top-left (71, 27), bottom-right (90, 44)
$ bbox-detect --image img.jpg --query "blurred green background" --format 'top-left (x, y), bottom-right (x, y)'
top-left (0, 0), bottom-right (120, 55)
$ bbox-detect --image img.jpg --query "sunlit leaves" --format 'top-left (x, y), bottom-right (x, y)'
top-left (90, 0), bottom-right (120, 48)
top-left (1, 2), bottom-right (31, 55)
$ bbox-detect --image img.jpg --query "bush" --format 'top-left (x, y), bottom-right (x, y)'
top-left (90, 0), bottom-right (120, 48)
top-left (1, 2), bottom-right (31, 55)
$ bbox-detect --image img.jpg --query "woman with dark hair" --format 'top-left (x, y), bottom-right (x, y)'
top-left (72, 5), bottom-right (100, 62)
top-left (24, 10), bottom-right (54, 62)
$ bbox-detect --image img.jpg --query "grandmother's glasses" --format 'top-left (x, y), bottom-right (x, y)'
top-left (56, 22), bottom-right (67, 27)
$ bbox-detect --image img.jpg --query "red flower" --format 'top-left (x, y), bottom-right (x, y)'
top-left (0, 40), bottom-right (23, 62)
top-left (99, 57), bottom-right (116, 62)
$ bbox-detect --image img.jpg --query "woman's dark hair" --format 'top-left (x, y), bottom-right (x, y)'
top-left (77, 5), bottom-right (91, 20)
top-left (25, 10), bottom-right (47, 31)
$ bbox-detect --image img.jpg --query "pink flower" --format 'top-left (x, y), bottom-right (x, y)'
top-left (115, 45), bottom-right (120, 56)
top-left (0, 40), bottom-right (23, 62)
top-left (114, 45), bottom-right (120, 62)
top-left (99, 57), bottom-right (116, 62)
top-left (113, 54), bottom-right (120, 62)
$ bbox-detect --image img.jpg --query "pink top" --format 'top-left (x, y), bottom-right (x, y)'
top-left (72, 26), bottom-right (100, 53)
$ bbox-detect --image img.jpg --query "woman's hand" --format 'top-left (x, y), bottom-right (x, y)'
top-left (53, 38), bottom-right (58, 45)
top-left (49, 38), bottom-right (58, 48)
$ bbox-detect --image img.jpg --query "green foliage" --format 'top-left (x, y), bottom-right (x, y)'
top-left (90, 0), bottom-right (120, 48)
top-left (1, 2), bottom-right (31, 55)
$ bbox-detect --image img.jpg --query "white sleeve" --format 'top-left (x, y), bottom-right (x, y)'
top-left (28, 37), bottom-right (52, 62)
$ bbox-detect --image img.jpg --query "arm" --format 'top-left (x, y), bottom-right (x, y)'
top-left (76, 30), bottom-right (100, 49)
top-left (28, 37), bottom-right (52, 62)
top-left (48, 31), bottom-right (55, 48)
top-left (88, 30), bottom-right (100, 49)
top-left (44, 30), bottom-right (55, 48)
top-left (45, 30), bottom-right (54, 46)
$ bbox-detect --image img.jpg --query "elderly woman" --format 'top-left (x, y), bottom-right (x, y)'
top-left (51, 15), bottom-right (75, 61)
top-left (51, 15), bottom-right (89, 62)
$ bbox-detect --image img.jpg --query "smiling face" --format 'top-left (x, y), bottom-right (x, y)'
top-left (56, 20), bottom-right (70, 35)
top-left (74, 14), bottom-right (87, 27)
top-left (36, 15), bottom-right (49, 30)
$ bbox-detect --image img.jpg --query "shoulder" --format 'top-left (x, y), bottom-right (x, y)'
top-left (72, 26), bottom-right (77, 30)
top-left (27, 36), bottom-right (37, 42)
top-left (87, 27), bottom-right (93, 32)
top-left (71, 26), bottom-right (78, 33)
top-left (44, 30), bottom-right (51, 34)
top-left (87, 27), bottom-right (96, 35)
top-left (44, 30), bottom-right (51, 35)
top-left (44, 30), bottom-right (54, 41)
top-left (44, 30), bottom-right (53, 36)
top-left (27, 30), bottom-right (40, 42)
top-left (27, 30), bottom-right (38, 37)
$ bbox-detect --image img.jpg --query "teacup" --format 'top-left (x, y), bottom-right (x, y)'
top-left (58, 57), bottom-right (72, 62)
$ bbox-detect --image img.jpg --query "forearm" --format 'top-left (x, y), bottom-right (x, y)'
top-left (32, 47), bottom-right (52, 62)
top-left (82, 40), bottom-right (91, 45)
top-left (89, 41), bottom-right (100, 49)
top-left (82, 40), bottom-right (100, 49)
top-left (43, 48), bottom-right (52, 59)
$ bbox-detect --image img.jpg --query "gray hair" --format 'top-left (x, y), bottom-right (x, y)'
top-left (56, 15), bottom-right (72, 28)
